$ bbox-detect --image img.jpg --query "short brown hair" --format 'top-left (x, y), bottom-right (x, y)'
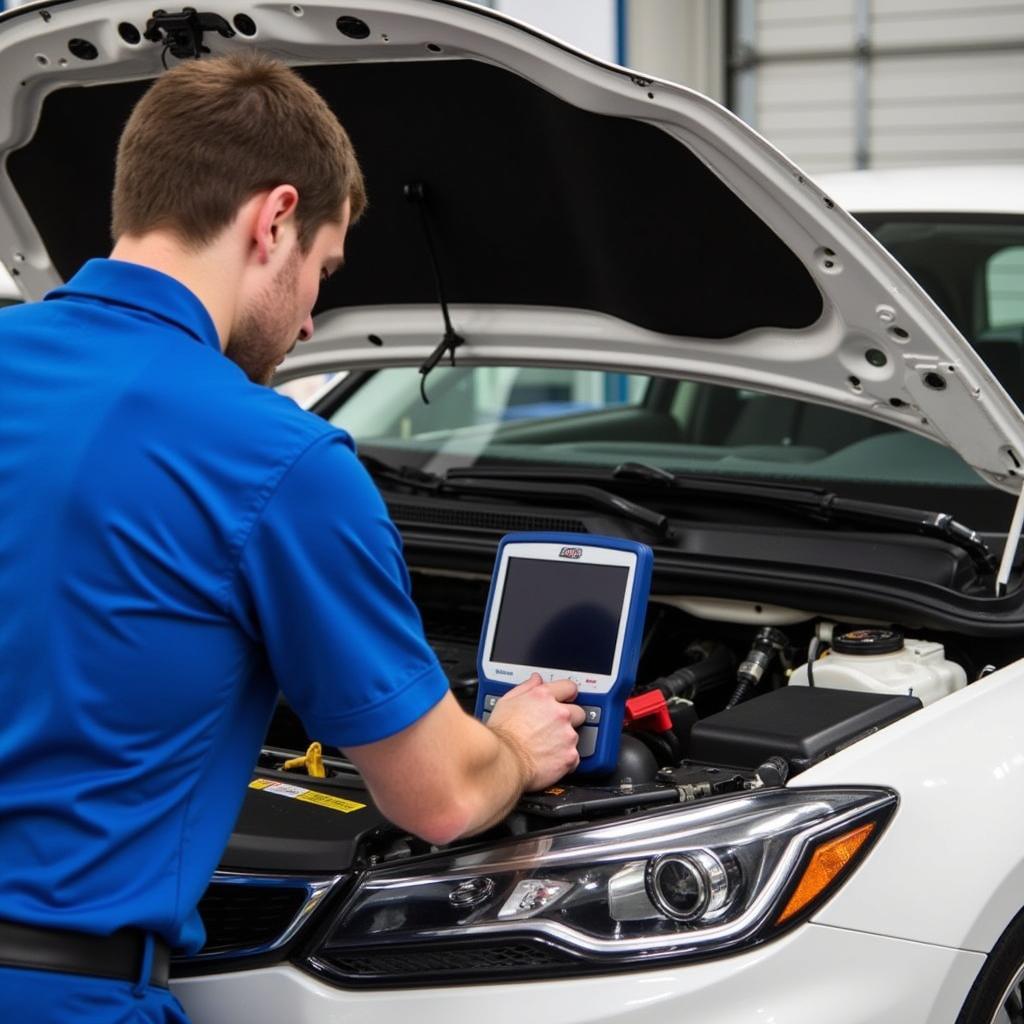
top-left (112, 53), bottom-right (365, 250)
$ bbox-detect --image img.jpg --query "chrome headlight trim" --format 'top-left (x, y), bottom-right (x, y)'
top-left (308, 786), bottom-right (896, 983)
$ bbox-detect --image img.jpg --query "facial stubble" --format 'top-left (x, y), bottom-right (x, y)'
top-left (225, 249), bottom-right (303, 385)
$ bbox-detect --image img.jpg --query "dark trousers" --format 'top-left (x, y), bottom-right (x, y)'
top-left (0, 965), bottom-right (190, 1023)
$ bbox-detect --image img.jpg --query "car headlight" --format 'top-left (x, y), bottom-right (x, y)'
top-left (304, 786), bottom-right (895, 986)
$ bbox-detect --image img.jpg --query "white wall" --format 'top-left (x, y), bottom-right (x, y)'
top-left (625, 0), bottom-right (726, 102)
top-left (493, 0), bottom-right (618, 63)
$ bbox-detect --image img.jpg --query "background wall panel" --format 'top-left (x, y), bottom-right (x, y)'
top-left (731, 0), bottom-right (1024, 173)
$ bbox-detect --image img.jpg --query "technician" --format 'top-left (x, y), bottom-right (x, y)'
top-left (0, 53), bottom-right (584, 1022)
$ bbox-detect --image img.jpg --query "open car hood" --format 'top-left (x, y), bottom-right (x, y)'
top-left (2, 0), bottom-right (1024, 493)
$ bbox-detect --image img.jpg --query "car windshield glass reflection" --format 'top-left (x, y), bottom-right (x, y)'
top-left (329, 364), bottom-right (977, 490)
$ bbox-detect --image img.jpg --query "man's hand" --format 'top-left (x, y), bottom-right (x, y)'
top-left (486, 673), bottom-right (586, 791)
top-left (343, 677), bottom-right (587, 845)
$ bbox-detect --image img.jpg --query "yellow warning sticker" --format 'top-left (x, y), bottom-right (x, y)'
top-left (248, 778), bottom-right (366, 814)
top-left (295, 790), bottom-right (366, 813)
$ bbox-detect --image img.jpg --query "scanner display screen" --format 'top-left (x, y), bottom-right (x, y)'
top-left (490, 557), bottom-right (630, 675)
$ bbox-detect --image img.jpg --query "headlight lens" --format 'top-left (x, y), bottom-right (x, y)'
top-left (305, 786), bottom-right (895, 986)
top-left (646, 850), bottom-right (730, 921)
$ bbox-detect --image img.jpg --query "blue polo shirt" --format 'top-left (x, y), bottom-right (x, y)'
top-left (0, 259), bottom-right (449, 953)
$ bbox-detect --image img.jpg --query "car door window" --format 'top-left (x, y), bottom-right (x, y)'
top-left (987, 245), bottom-right (1024, 332)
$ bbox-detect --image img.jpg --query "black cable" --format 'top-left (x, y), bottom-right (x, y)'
top-left (807, 636), bottom-right (820, 688)
top-left (647, 643), bottom-right (735, 702)
top-left (404, 182), bottom-right (464, 404)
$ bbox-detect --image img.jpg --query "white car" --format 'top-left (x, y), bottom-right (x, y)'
top-left (0, 265), bottom-right (16, 307)
top-left (3, 2), bottom-right (1024, 1022)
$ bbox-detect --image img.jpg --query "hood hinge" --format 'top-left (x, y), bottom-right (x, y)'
top-left (144, 9), bottom-right (236, 61)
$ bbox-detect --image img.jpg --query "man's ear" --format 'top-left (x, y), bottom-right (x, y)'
top-left (252, 185), bottom-right (300, 265)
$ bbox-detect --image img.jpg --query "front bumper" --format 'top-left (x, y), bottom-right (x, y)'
top-left (173, 922), bottom-right (984, 1024)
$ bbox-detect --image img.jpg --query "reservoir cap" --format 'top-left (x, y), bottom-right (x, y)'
top-left (832, 627), bottom-right (905, 656)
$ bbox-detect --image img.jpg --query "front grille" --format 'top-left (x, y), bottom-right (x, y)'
top-left (195, 881), bottom-right (307, 955)
top-left (314, 940), bottom-right (576, 984)
top-left (388, 502), bottom-right (587, 534)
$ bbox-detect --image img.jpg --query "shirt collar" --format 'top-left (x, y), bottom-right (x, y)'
top-left (46, 258), bottom-right (221, 352)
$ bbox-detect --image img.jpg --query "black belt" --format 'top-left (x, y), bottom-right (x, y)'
top-left (0, 919), bottom-right (170, 989)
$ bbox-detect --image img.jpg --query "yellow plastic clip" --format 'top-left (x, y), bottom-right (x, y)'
top-left (281, 741), bottom-right (326, 778)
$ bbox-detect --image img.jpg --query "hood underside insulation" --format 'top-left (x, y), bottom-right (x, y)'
top-left (9, 58), bottom-right (822, 338)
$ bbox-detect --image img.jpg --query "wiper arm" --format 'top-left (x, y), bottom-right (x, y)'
top-left (359, 454), bottom-right (444, 492)
top-left (615, 462), bottom-right (997, 575)
top-left (448, 462), bottom-right (996, 575)
top-left (361, 457), bottom-right (669, 537)
top-left (615, 461), bottom-right (998, 576)
top-left (450, 461), bottom-right (829, 501)
top-left (819, 497), bottom-right (998, 576)
top-left (447, 461), bottom-right (831, 506)
top-left (442, 475), bottom-right (670, 538)
top-left (612, 461), bottom-right (834, 503)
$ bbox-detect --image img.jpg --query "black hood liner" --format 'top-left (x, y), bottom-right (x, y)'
top-left (9, 58), bottom-right (822, 338)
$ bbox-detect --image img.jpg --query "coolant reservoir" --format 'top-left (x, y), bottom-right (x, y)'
top-left (789, 628), bottom-right (966, 706)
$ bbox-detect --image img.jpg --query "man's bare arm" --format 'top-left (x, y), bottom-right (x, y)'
top-left (344, 675), bottom-right (585, 845)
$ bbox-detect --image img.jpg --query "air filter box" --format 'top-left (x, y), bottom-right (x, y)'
top-left (689, 686), bottom-right (921, 773)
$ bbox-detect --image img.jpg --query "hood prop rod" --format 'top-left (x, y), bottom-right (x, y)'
top-left (404, 182), bottom-right (464, 404)
top-left (996, 480), bottom-right (1024, 596)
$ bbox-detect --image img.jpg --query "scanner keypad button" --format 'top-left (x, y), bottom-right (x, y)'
top-left (581, 705), bottom-right (601, 724)
top-left (576, 726), bottom-right (599, 758)
top-left (484, 694), bottom-right (499, 710)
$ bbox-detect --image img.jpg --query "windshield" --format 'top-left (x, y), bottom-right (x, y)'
top-left (319, 216), bottom-right (1024, 528)
top-left (329, 364), bottom-right (975, 479)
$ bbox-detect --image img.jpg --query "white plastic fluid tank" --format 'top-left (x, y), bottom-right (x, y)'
top-left (789, 628), bottom-right (967, 706)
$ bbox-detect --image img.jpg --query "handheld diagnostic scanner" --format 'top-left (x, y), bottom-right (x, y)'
top-left (475, 533), bottom-right (652, 777)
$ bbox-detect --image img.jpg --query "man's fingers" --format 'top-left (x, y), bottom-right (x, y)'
top-left (497, 674), bottom-right (541, 704)
top-left (545, 678), bottom-right (579, 703)
top-left (567, 703), bottom-right (587, 728)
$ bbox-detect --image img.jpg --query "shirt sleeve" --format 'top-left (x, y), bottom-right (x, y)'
top-left (229, 431), bottom-right (449, 747)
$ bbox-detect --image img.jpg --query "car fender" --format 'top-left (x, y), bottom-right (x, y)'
top-left (789, 661), bottom-right (1024, 952)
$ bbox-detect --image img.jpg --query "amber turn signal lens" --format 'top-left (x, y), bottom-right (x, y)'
top-left (775, 822), bottom-right (875, 924)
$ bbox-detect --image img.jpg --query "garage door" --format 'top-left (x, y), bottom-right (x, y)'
top-left (731, 0), bottom-right (1024, 173)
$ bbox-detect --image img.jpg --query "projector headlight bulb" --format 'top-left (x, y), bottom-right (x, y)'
top-left (646, 850), bottom-right (730, 922)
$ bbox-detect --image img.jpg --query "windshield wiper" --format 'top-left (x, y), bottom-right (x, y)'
top-left (443, 475), bottom-right (670, 537)
top-left (360, 456), bottom-right (669, 537)
top-left (446, 461), bottom-right (997, 576)
top-left (614, 463), bottom-right (997, 574)
top-left (359, 453), bottom-right (445, 492)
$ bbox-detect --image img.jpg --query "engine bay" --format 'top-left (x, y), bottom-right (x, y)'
top-left (236, 566), bottom-right (1014, 876)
